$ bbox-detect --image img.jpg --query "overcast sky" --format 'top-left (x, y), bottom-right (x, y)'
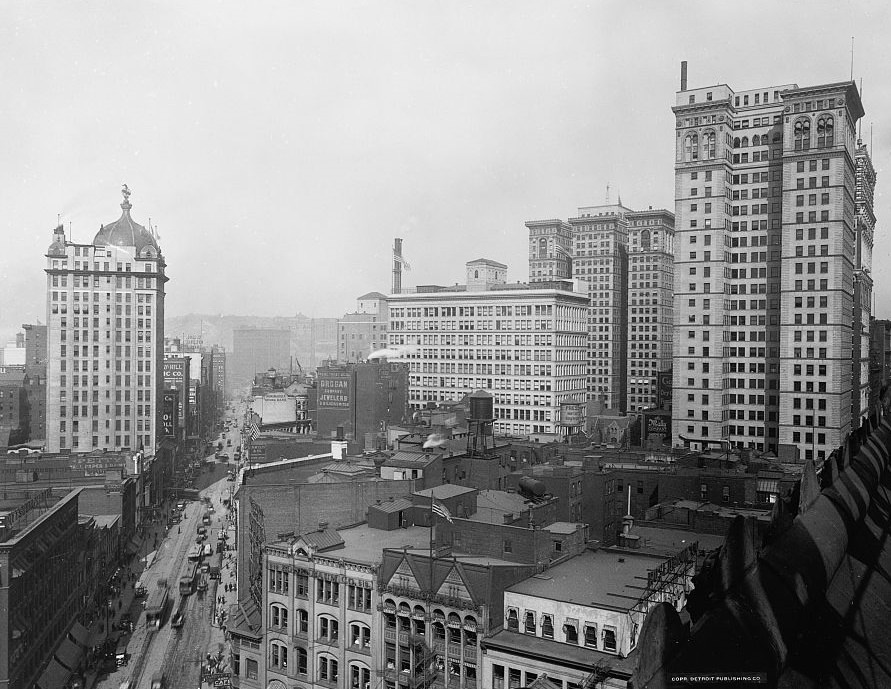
top-left (2, 1), bottom-right (890, 342)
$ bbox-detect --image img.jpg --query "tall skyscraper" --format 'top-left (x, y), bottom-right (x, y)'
top-left (45, 186), bottom-right (167, 454)
top-left (526, 204), bottom-right (675, 412)
top-left (671, 68), bottom-right (871, 462)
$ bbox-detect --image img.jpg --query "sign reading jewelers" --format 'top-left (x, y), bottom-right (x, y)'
top-left (318, 370), bottom-right (353, 409)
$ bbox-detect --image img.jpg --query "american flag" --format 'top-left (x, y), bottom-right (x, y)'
top-left (431, 499), bottom-right (453, 523)
top-left (249, 423), bottom-right (260, 440)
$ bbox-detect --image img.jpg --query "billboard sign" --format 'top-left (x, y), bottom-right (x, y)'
top-left (558, 401), bottom-right (584, 427)
top-left (646, 412), bottom-right (671, 438)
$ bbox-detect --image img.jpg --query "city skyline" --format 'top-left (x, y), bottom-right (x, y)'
top-left (1, 2), bottom-right (890, 346)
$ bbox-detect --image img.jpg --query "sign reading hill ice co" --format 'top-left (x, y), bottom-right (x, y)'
top-left (318, 370), bottom-right (353, 409)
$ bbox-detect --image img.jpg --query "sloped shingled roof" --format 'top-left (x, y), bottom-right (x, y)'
top-left (632, 393), bottom-right (891, 688)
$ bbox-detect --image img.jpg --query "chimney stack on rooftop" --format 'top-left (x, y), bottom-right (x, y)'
top-left (680, 61), bottom-right (688, 91)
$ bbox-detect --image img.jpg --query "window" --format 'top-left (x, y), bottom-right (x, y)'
top-left (817, 116), bottom-right (834, 147)
top-left (350, 622), bottom-right (371, 649)
top-left (348, 584), bottom-right (372, 611)
top-left (794, 118), bottom-right (811, 151)
top-left (319, 656), bottom-right (339, 683)
top-left (297, 648), bottom-right (308, 675)
top-left (296, 571), bottom-right (309, 597)
top-left (584, 623), bottom-right (598, 648)
top-left (524, 611), bottom-right (536, 634)
top-left (507, 608), bottom-right (519, 631)
top-left (319, 615), bottom-right (339, 643)
top-left (541, 614), bottom-right (554, 639)
top-left (270, 642), bottom-right (288, 670)
top-left (270, 604), bottom-right (289, 631)
top-left (564, 621), bottom-right (579, 644)
top-left (297, 609), bottom-right (309, 634)
top-left (317, 579), bottom-right (339, 604)
top-left (246, 658), bottom-right (258, 680)
top-left (685, 133), bottom-right (699, 161)
top-left (603, 627), bottom-right (618, 653)
top-left (351, 664), bottom-right (371, 689)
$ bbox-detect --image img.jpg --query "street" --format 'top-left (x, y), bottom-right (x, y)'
top-left (97, 450), bottom-right (238, 689)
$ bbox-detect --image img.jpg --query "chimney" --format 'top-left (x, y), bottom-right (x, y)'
top-left (319, 520), bottom-right (329, 531)
top-left (680, 61), bottom-right (688, 91)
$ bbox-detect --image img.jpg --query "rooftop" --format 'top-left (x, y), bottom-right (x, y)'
top-left (507, 549), bottom-right (668, 612)
top-left (273, 523), bottom-right (432, 566)
top-left (414, 485), bottom-right (477, 500)
top-left (383, 451), bottom-right (441, 468)
top-left (472, 490), bottom-right (538, 524)
top-left (485, 629), bottom-right (637, 678)
top-left (91, 186), bottom-right (159, 255)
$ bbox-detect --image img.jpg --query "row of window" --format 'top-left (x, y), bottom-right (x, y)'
top-left (505, 609), bottom-right (618, 652)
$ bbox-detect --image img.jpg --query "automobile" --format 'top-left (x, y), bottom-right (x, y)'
top-left (171, 612), bottom-right (185, 629)
top-left (150, 673), bottom-right (166, 689)
top-left (226, 439), bottom-right (232, 446)
top-left (119, 681), bottom-right (133, 689)
top-left (196, 534), bottom-right (205, 543)
top-left (176, 501), bottom-right (186, 510)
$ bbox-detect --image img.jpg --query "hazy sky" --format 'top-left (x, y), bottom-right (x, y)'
top-left (2, 1), bottom-right (890, 342)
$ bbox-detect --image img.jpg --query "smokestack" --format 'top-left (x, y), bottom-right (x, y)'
top-left (680, 61), bottom-right (688, 91)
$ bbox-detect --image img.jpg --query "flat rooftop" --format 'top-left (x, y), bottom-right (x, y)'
top-left (270, 524), bottom-right (433, 566)
top-left (414, 485), bottom-right (476, 500)
top-left (472, 490), bottom-right (538, 524)
top-left (506, 549), bottom-right (668, 612)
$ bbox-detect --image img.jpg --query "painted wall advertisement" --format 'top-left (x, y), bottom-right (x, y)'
top-left (162, 390), bottom-right (177, 438)
top-left (318, 370), bottom-right (353, 409)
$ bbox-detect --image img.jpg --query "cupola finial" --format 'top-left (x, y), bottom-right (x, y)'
top-left (121, 184), bottom-right (132, 212)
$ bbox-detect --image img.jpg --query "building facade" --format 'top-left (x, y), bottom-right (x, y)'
top-left (45, 187), bottom-right (167, 454)
top-left (527, 207), bottom-right (675, 413)
top-left (338, 292), bottom-right (389, 363)
top-left (671, 74), bottom-right (869, 461)
top-left (387, 261), bottom-right (588, 436)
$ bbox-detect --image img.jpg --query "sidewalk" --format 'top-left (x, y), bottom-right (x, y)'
top-left (82, 517), bottom-right (172, 689)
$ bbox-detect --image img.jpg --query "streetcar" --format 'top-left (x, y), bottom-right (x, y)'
top-left (187, 544), bottom-right (203, 562)
top-left (144, 580), bottom-right (170, 630)
top-left (179, 561), bottom-right (199, 595)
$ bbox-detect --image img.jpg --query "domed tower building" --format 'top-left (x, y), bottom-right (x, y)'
top-left (45, 186), bottom-right (167, 461)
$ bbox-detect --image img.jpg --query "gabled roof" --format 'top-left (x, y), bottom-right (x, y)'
top-left (358, 291), bottom-right (387, 300)
top-left (228, 597), bottom-right (262, 639)
top-left (371, 497), bottom-right (414, 514)
top-left (295, 528), bottom-right (344, 553)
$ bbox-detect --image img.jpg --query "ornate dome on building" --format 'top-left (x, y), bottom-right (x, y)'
top-left (92, 184), bottom-right (160, 258)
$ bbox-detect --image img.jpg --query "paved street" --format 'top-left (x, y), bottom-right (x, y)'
top-left (96, 451), bottom-right (238, 689)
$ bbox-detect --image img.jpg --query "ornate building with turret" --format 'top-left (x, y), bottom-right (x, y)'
top-left (45, 186), bottom-right (167, 458)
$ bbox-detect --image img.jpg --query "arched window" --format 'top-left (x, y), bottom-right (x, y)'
top-left (350, 622), bottom-right (371, 649)
top-left (474, 270), bottom-right (479, 279)
top-left (296, 647), bottom-right (308, 675)
top-left (270, 604), bottom-right (289, 631)
top-left (684, 133), bottom-right (698, 161)
top-left (270, 641), bottom-right (289, 671)
top-left (705, 131), bottom-right (716, 159)
top-left (817, 116), bottom-right (834, 147)
top-left (740, 136), bottom-right (749, 147)
top-left (752, 134), bottom-right (760, 146)
top-left (350, 663), bottom-right (371, 689)
top-left (524, 611), bottom-right (536, 634)
top-left (794, 118), bottom-right (811, 151)
top-left (318, 614), bottom-right (338, 642)
top-left (538, 237), bottom-right (547, 259)
top-left (318, 654), bottom-right (339, 683)
top-left (733, 136), bottom-right (740, 148)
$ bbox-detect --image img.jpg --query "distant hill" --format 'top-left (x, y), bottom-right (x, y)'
top-left (164, 313), bottom-right (339, 370)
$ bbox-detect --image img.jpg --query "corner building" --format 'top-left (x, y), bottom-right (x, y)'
top-left (672, 76), bottom-right (870, 461)
top-left (45, 188), bottom-right (166, 454)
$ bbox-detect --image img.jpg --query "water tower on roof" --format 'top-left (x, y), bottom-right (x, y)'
top-left (466, 390), bottom-right (495, 457)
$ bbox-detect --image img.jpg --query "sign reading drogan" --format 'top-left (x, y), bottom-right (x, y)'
top-left (318, 370), bottom-right (353, 409)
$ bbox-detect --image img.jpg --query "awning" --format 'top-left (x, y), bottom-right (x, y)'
top-left (69, 622), bottom-right (90, 648)
top-left (36, 658), bottom-right (71, 689)
top-left (757, 479), bottom-right (779, 493)
top-left (56, 636), bottom-right (83, 671)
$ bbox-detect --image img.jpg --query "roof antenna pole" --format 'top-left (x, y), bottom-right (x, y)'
top-left (850, 36), bottom-right (855, 81)
top-left (605, 183), bottom-right (610, 205)
top-left (858, 79), bottom-right (863, 140)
